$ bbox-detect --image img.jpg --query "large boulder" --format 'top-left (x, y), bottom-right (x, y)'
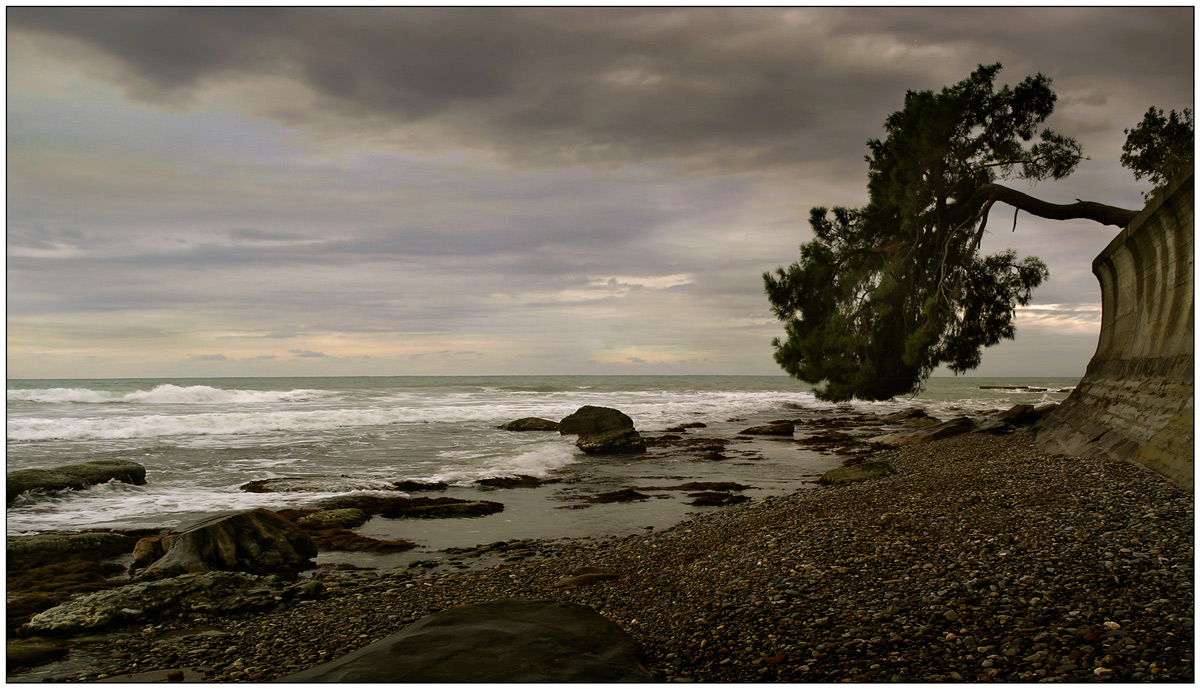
top-left (274, 599), bottom-right (652, 682)
top-left (740, 422), bottom-right (795, 436)
top-left (24, 571), bottom-right (321, 635)
top-left (133, 508), bottom-right (316, 579)
top-left (7, 460), bottom-right (146, 505)
top-left (7, 532), bottom-right (138, 571)
top-left (560, 406), bottom-right (646, 455)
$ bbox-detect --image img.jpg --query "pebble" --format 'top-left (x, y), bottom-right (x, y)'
top-left (11, 432), bottom-right (1193, 683)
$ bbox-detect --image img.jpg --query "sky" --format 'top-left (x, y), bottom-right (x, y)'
top-left (6, 6), bottom-right (1195, 380)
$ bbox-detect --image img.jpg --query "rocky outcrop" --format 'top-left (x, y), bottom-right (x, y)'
top-left (868, 416), bottom-right (975, 446)
top-left (7, 460), bottom-right (146, 504)
top-left (273, 599), bottom-right (651, 682)
top-left (500, 417), bottom-right (560, 431)
top-left (133, 509), bottom-right (316, 579)
top-left (314, 495), bottom-right (504, 518)
top-left (239, 476), bottom-right (399, 493)
top-left (1035, 173), bottom-right (1194, 490)
top-left (559, 406), bottom-right (646, 455)
top-left (24, 571), bottom-right (323, 635)
top-left (7, 532), bottom-right (139, 571)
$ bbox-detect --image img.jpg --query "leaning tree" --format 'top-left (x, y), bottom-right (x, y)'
top-left (764, 63), bottom-right (1142, 402)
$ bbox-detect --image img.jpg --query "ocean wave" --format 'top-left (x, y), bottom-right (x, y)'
top-left (7, 384), bottom-right (327, 405)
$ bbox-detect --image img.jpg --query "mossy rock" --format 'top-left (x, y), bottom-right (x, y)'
top-left (819, 461), bottom-right (896, 485)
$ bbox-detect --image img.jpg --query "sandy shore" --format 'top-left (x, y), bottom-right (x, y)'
top-left (12, 431), bottom-right (1194, 682)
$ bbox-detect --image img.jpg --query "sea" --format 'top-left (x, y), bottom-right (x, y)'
top-left (6, 375), bottom-right (1077, 567)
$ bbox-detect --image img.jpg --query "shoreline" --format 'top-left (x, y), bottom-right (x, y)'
top-left (9, 431), bottom-right (1193, 682)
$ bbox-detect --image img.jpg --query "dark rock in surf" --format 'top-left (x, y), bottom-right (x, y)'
top-left (392, 480), bottom-right (449, 492)
top-left (239, 476), bottom-right (398, 493)
top-left (499, 417), bottom-right (561, 432)
top-left (686, 491), bottom-right (751, 507)
top-left (476, 475), bottom-right (557, 489)
top-left (133, 508), bottom-right (316, 580)
top-left (273, 599), bottom-right (652, 682)
top-left (586, 489), bottom-right (652, 503)
top-left (7, 460), bottom-right (146, 505)
top-left (740, 423), bottom-right (795, 436)
top-left (315, 495), bottom-right (504, 519)
top-left (560, 406), bottom-right (646, 455)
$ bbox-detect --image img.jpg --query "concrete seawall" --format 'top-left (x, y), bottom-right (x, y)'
top-left (1035, 173), bottom-right (1194, 490)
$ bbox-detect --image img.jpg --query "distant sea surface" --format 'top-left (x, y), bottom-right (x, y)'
top-left (6, 375), bottom-right (1076, 561)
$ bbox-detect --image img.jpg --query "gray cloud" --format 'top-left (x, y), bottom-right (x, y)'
top-left (5, 7), bottom-right (1193, 378)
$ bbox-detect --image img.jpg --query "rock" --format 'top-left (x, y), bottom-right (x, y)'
top-left (819, 461), bottom-right (896, 485)
top-left (553, 566), bottom-right (624, 588)
top-left (686, 492), bottom-right (750, 507)
top-left (740, 423), bottom-right (794, 436)
top-left (974, 404), bottom-right (1043, 434)
top-left (293, 508), bottom-right (369, 529)
top-left (586, 489), bottom-right (652, 503)
top-left (96, 668), bottom-right (205, 683)
top-left (868, 416), bottom-right (975, 446)
top-left (476, 475), bottom-right (552, 489)
top-left (559, 406), bottom-right (636, 436)
top-left (134, 508), bottom-right (316, 579)
top-left (881, 408), bottom-right (931, 422)
top-left (24, 571), bottom-right (300, 634)
top-left (7, 460), bottom-right (146, 504)
top-left (6, 640), bottom-right (68, 670)
top-left (392, 480), bottom-right (448, 492)
top-left (7, 532), bottom-right (138, 571)
top-left (663, 422), bottom-right (708, 432)
top-left (313, 494), bottom-right (505, 519)
top-left (273, 599), bottom-right (652, 682)
top-left (500, 417), bottom-right (561, 432)
top-left (238, 476), bottom-right (398, 493)
top-left (575, 428), bottom-right (647, 454)
top-left (560, 406), bottom-right (646, 454)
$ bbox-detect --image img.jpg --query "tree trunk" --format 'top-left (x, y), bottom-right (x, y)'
top-left (970, 183), bottom-right (1139, 228)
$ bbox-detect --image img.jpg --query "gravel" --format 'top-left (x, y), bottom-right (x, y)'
top-left (18, 432), bottom-right (1195, 682)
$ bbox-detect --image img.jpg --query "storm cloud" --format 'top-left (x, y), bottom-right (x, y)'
top-left (6, 7), bottom-right (1194, 378)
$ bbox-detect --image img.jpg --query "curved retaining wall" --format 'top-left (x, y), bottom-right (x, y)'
top-left (1035, 173), bottom-right (1194, 490)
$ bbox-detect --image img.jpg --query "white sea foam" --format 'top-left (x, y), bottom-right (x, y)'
top-left (7, 384), bottom-right (327, 405)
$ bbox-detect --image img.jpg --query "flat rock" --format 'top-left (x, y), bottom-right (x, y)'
top-left (499, 417), bottom-right (561, 432)
top-left (7, 460), bottom-right (146, 505)
top-left (273, 599), bottom-right (652, 682)
top-left (740, 423), bottom-right (794, 436)
top-left (239, 476), bottom-right (398, 493)
top-left (575, 427), bottom-right (647, 454)
top-left (7, 531), bottom-right (139, 571)
top-left (868, 416), bottom-right (975, 446)
top-left (819, 461), bottom-right (896, 485)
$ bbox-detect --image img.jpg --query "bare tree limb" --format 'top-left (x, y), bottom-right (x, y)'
top-left (964, 183), bottom-right (1138, 228)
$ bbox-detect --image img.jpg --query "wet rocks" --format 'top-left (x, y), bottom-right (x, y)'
top-left (239, 477), bottom-right (399, 493)
top-left (7, 532), bottom-right (139, 571)
top-left (392, 480), bottom-right (449, 492)
top-left (7, 460), bottom-right (147, 505)
top-left (686, 492), bottom-right (750, 507)
top-left (315, 495), bottom-right (504, 519)
top-left (740, 422), bottom-right (794, 436)
top-left (23, 571), bottom-right (320, 635)
top-left (586, 489), bottom-right (652, 504)
top-left (974, 403), bottom-right (1045, 434)
top-left (133, 508), bottom-right (316, 579)
top-left (869, 416), bottom-right (975, 446)
top-left (274, 599), bottom-right (652, 682)
top-left (560, 406), bottom-right (646, 455)
top-left (476, 475), bottom-right (557, 489)
top-left (500, 417), bottom-right (561, 432)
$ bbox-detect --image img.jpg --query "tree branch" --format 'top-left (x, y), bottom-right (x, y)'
top-left (966, 183), bottom-right (1139, 228)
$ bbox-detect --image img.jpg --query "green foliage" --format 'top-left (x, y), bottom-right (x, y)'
top-left (765, 64), bottom-right (1065, 401)
top-left (1121, 106), bottom-right (1193, 198)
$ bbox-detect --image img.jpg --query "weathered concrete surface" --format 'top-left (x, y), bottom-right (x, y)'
top-left (1035, 173), bottom-right (1193, 490)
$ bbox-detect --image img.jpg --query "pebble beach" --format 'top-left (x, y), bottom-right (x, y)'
top-left (23, 430), bottom-right (1193, 683)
